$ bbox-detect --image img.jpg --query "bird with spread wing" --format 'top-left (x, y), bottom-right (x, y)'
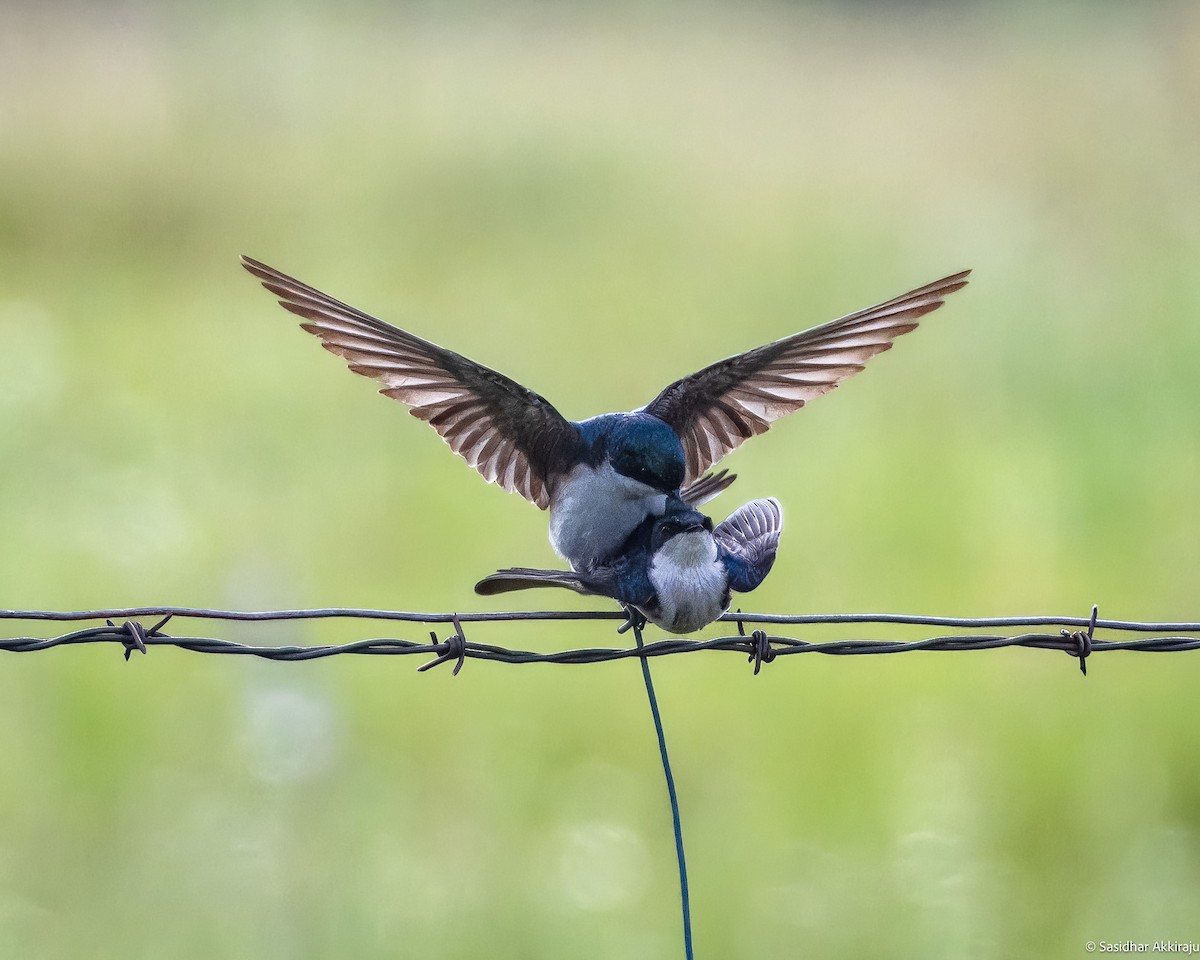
top-left (242, 257), bottom-right (968, 571)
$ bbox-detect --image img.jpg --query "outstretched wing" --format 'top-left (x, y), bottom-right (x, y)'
top-left (713, 497), bottom-right (783, 594)
top-left (242, 257), bottom-right (584, 509)
top-left (644, 270), bottom-right (970, 483)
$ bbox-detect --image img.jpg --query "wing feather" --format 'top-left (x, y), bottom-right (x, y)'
top-left (242, 256), bottom-right (583, 508)
top-left (679, 468), bottom-right (737, 506)
top-left (645, 270), bottom-right (970, 481)
top-left (714, 497), bottom-right (784, 594)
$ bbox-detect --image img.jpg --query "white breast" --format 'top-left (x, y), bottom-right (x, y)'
top-left (549, 462), bottom-right (667, 569)
top-left (647, 532), bottom-right (730, 635)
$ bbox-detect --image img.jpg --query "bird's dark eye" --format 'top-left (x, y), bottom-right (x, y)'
top-left (702, 516), bottom-right (713, 532)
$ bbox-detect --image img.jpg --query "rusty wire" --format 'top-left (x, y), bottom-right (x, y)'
top-left (2, 604), bottom-right (1198, 675)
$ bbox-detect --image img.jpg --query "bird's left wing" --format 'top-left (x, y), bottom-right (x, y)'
top-left (241, 257), bottom-right (584, 509)
top-left (643, 270), bottom-right (970, 483)
top-left (713, 497), bottom-right (783, 594)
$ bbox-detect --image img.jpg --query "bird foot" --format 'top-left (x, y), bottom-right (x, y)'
top-left (616, 605), bottom-right (648, 636)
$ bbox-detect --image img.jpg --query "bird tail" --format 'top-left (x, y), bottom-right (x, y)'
top-left (474, 567), bottom-right (595, 597)
top-left (681, 468), bottom-right (737, 506)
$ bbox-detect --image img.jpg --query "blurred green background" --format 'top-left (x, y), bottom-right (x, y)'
top-left (2, 2), bottom-right (1199, 957)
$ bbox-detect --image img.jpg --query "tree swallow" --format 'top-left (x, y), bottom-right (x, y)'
top-left (241, 257), bottom-right (967, 568)
top-left (474, 497), bottom-right (783, 635)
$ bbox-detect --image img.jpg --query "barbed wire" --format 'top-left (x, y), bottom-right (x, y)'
top-left (6, 602), bottom-right (1198, 960)
top-left (2, 604), bottom-right (1199, 675)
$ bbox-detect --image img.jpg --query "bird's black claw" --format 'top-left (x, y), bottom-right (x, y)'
top-left (617, 605), bottom-right (647, 635)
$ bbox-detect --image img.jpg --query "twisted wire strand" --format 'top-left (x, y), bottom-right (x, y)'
top-left (1, 606), bottom-right (1198, 670)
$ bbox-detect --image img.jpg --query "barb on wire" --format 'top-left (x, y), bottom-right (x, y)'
top-left (1, 604), bottom-right (1199, 674)
top-left (1060, 604), bottom-right (1098, 676)
top-left (416, 612), bottom-right (468, 676)
top-left (736, 608), bottom-right (776, 675)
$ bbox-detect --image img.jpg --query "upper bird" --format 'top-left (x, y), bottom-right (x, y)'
top-left (241, 257), bottom-right (969, 569)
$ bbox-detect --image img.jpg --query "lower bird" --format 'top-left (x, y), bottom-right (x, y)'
top-left (475, 498), bottom-right (783, 634)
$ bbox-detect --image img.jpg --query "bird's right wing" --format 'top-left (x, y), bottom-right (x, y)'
top-left (242, 256), bottom-right (585, 509)
top-left (644, 271), bottom-right (971, 483)
top-left (713, 497), bottom-right (784, 593)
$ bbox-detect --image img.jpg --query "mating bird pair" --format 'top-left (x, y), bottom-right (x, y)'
top-left (241, 258), bottom-right (970, 633)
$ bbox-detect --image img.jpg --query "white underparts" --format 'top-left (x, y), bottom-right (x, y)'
top-left (647, 532), bottom-right (729, 635)
top-left (548, 461), bottom-right (667, 569)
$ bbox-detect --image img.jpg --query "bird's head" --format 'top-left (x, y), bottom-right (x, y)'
top-left (606, 414), bottom-right (686, 494)
top-left (650, 507), bottom-right (713, 553)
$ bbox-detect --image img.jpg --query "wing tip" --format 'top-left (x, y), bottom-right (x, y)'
top-left (764, 496), bottom-right (783, 532)
top-left (746, 496), bottom-right (783, 534)
top-left (240, 254), bottom-right (276, 281)
top-left (928, 268), bottom-right (972, 299)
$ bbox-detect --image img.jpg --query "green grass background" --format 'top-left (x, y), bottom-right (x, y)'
top-left (2, 2), bottom-right (1199, 957)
